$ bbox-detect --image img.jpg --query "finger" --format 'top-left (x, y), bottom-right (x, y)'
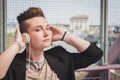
top-left (49, 25), bottom-right (57, 31)
top-left (50, 26), bottom-right (62, 33)
top-left (16, 27), bottom-right (22, 36)
top-left (14, 27), bottom-right (22, 42)
top-left (14, 27), bottom-right (18, 41)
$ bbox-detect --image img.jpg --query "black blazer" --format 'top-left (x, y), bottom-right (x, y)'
top-left (2, 43), bottom-right (103, 80)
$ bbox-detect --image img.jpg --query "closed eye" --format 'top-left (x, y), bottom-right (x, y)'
top-left (35, 28), bottom-right (41, 32)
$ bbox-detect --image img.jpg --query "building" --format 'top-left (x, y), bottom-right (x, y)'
top-left (70, 15), bottom-right (89, 31)
top-left (69, 15), bottom-right (89, 38)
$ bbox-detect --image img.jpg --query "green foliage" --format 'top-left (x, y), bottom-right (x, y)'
top-left (7, 32), bottom-right (14, 47)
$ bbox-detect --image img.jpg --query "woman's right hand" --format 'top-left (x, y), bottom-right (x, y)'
top-left (13, 27), bottom-right (25, 49)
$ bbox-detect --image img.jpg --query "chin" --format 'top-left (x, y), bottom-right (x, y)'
top-left (43, 43), bottom-right (51, 48)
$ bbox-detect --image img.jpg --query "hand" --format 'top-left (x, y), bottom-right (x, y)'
top-left (13, 27), bottom-right (25, 49)
top-left (50, 25), bottom-right (65, 41)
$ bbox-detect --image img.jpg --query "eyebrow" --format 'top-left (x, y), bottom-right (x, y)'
top-left (34, 25), bottom-right (49, 29)
top-left (34, 25), bottom-right (42, 28)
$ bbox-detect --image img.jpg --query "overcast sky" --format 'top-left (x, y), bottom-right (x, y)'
top-left (7, 0), bottom-right (120, 25)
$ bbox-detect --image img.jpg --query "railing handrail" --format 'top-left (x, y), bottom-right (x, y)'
top-left (76, 64), bottom-right (120, 72)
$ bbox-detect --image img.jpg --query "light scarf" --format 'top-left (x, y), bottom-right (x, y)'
top-left (26, 57), bottom-right (60, 80)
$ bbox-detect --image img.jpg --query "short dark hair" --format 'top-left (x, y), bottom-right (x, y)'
top-left (17, 7), bottom-right (45, 33)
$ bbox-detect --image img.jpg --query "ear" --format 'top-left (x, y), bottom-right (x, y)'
top-left (22, 33), bottom-right (30, 44)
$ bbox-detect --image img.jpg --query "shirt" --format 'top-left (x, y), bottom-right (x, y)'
top-left (26, 57), bottom-right (60, 80)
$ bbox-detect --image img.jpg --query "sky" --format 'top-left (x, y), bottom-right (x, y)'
top-left (7, 0), bottom-right (120, 25)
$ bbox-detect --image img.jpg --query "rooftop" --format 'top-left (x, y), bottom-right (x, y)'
top-left (70, 15), bottom-right (88, 19)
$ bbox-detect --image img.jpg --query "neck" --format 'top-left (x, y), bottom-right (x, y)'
top-left (27, 47), bottom-right (44, 62)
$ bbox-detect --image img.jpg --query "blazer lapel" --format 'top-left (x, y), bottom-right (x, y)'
top-left (14, 51), bottom-right (26, 80)
top-left (44, 53), bottom-right (65, 80)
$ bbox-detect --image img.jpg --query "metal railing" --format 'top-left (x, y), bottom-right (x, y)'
top-left (75, 64), bottom-right (120, 80)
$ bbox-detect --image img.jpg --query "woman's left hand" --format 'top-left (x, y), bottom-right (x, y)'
top-left (50, 25), bottom-right (65, 41)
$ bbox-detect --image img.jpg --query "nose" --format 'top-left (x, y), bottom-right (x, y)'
top-left (43, 29), bottom-right (49, 37)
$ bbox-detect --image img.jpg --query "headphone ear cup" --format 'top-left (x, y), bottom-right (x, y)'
top-left (22, 33), bottom-right (30, 44)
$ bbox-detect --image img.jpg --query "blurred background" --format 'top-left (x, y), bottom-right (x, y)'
top-left (0, 0), bottom-right (120, 80)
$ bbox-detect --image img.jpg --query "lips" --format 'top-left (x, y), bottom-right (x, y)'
top-left (43, 39), bottom-right (50, 42)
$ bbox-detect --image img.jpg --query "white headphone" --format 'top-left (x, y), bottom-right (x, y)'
top-left (22, 33), bottom-right (30, 44)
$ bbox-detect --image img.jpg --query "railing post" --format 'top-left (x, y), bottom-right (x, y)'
top-left (100, 0), bottom-right (108, 79)
top-left (0, 0), bottom-right (7, 53)
top-left (3, 0), bottom-right (7, 51)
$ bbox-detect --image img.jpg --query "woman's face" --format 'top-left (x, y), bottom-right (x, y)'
top-left (25, 17), bottom-right (52, 49)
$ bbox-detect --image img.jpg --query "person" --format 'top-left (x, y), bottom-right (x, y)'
top-left (0, 7), bottom-right (103, 80)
